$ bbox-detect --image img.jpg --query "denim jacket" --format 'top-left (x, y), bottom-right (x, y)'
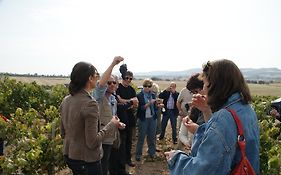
top-left (168, 93), bottom-right (260, 175)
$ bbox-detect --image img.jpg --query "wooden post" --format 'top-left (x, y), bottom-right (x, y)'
top-left (48, 121), bottom-right (56, 175)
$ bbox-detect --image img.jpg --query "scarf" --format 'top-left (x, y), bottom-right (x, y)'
top-left (143, 90), bottom-right (155, 116)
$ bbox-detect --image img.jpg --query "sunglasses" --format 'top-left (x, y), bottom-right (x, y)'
top-left (125, 77), bottom-right (133, 81)
top-left (107, 81), bottom-right (117, 85)
top-left (143, 85), bottom-right (152, 88)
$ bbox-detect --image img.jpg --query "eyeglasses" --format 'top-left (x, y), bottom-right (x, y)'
top-left (107, 81), bottom-right (117, 85)
top-left (143, 85), bottom-right (152, 88)
top-left (125, 77), bottom-right (133, 81)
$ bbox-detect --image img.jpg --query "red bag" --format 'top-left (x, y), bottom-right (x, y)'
top-left (226, 109), bottom-right (256, 175)
top-left (0, 114), bottom-right (8, 122)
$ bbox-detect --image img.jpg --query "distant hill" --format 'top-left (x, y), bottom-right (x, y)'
top-left (1, 67), bottom-right (281, 82)
top-left (241, 68), bottom-right (281, 81)
top-left (134, 68), bottom-right (281, 81)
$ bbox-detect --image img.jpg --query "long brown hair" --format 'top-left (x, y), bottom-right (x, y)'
top-left (202, 59), bottom-right (251, 112)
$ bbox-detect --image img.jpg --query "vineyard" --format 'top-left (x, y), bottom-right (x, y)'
top-left (0, 77), bottom-right (281, 175)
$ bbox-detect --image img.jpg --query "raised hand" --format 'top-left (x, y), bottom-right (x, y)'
top-left (113, 56), bottom-right (124, 66)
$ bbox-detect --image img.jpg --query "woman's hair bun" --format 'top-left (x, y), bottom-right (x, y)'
top-left (119, 64), bottom-right (127, 79)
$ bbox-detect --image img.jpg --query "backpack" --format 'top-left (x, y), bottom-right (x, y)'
top-left (226, 109), bottom-right (256, 175)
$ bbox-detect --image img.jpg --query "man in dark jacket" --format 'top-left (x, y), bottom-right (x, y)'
top-left (158, 82), bottom-right (179, 144)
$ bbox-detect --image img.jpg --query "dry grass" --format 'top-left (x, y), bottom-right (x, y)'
top-left (9, 76), bottom-right (70, 86)
top-left (9, 76), bottom-right (281, 97)
top-left (248, 83), bottom-right (281, 97)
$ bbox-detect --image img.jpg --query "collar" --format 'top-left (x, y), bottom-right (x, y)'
top-left (223, 92), bottom-right (242, 109)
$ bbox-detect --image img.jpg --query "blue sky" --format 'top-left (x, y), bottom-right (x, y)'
top-left (0, 0), bottom-right (281, 75)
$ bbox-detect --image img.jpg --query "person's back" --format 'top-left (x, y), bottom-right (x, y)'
top-left (61, 91), bottom-right (106, 162)
top-left (166, 59), bottom-right (260, 175)
top-left (60, 61), bottom-right (122, 175)
top-left (189, 93), bottom-right (259, 174)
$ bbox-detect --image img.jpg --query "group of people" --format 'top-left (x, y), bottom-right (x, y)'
top-left (60, 58), bottom-right (261, 175)
top-left (60, 56), bottom-right (139, 175)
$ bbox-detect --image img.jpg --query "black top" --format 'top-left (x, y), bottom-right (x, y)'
top-left (116, 83), bottom-right (137, 127)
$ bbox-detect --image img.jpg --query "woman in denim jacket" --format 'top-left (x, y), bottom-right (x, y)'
top-left (165, 59), bottom-right (260, 175)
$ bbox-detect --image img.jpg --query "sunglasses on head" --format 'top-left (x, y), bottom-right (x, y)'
top-left (125, 77), bottom-right (133, 81)
top-left (143, 85), bottom-right (152, 88)
top-left (107, 81), bottom-right (117, 85)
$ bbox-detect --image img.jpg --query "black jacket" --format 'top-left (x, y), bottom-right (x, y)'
top-left (136, 91), bottom-right (158, 121)
top-left (158, 90), bottom-right (179, 116)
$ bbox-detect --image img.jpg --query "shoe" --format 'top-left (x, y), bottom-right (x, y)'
top-left (127, 161), bottom-right (135, 167)
top-left (135, 157), bottom-right (141, 161)
top-left (145, 155), bottom-right (156, 162)
top-left (158, 136), bottom-right (164, 140)
top-left (173, 141), bottom-right (178, 144)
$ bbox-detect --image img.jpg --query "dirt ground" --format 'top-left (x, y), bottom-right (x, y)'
top-left (57, 123), bottom-right (183, 175)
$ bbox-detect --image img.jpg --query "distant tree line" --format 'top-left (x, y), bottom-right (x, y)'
top-left (246, 80), bottom-right (277, 84)
top-left (0, 72), bottom-right (69, 78)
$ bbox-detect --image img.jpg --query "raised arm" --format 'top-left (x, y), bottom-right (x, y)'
top-left (99, 56), bottom-right (124, 87)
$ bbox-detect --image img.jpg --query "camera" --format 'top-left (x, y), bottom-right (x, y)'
top-left (185, 103), bottom-right (190, 112)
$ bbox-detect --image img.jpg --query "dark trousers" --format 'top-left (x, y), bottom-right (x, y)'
top-left (64, 155), bottom-right (102, 175)
top-left (0, 138), bottom-right (3, 156)
top-left (109, 148), bottom-right (127, 175)
top-left (109, 128), bottom-right (132, 175)
top-left (101, 144), bottom-right (112, 175)
top-left (160, 109), bottom-right (177, 142)
top-left (126, 127), bottom-right (133, 164)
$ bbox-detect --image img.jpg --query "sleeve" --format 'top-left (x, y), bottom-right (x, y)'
top-left (137, 94), bottom-right (146, 111)
top-left (177, 90), bottom-right (184, 103)
top-left (158, 90), bottom-right (166, 99)
top-left (131, 86), bottom-right (137, 97)
top-left (92, 82), bottom-right (107, 102)
top-left (59, 103), bottom-right (65, 139)
top-left (81, 100), bottom-right (115, 149)
top-left (168, 124), bottom-right (227, 175)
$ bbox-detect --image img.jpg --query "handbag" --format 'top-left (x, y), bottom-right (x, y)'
top-left (226, 109), bottom-right (256, 175)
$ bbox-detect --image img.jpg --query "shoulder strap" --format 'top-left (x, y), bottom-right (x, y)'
top-left (225, 109), bottom-right (247, 158)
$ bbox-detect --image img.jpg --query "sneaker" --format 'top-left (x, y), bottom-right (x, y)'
top-left (173, 141), bottom-right (178, 144)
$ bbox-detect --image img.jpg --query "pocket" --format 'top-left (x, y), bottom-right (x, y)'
top-left (112, 130), bottom-right (121, 149)
top-left (65, 156), bottom-right (87, 174)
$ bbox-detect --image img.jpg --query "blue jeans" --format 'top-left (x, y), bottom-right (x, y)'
top-left (136, 118), bottom-right (157, 159)
top-left (160, 109), bottom-right (177, 142)
top-left (64, 155), bottom-right (102, 175)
